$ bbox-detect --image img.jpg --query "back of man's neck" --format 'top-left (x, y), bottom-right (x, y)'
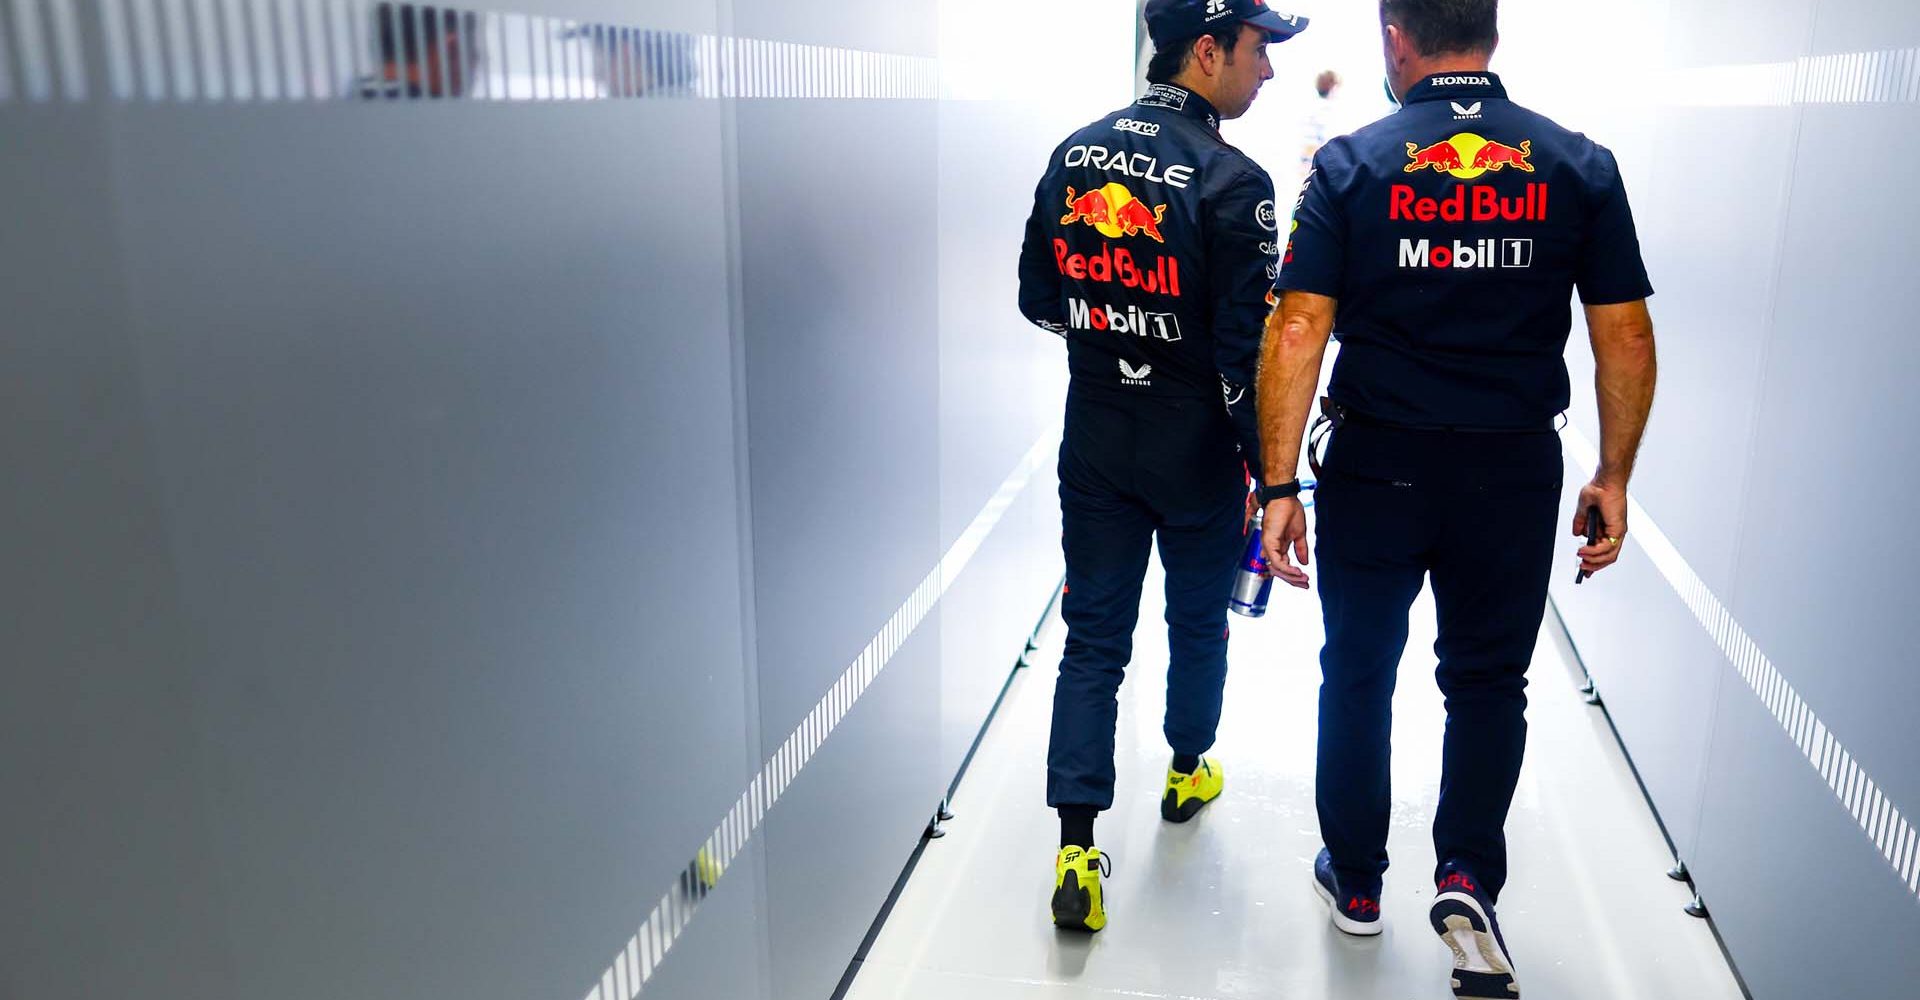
top-left (1406, 56), bottom-right (1493, 82)
top-left (1166, 72), bottom-right (1220, 109)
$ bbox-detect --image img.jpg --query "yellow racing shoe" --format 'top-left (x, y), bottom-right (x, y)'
top-left (1051, 846), bottom-right (1110, 932)
top-left (1161, 757), bottom-right (1224, 823)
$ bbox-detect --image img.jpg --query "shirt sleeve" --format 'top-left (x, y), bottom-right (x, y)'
top-left (1016, 167), bottom-right (1069, 337)
top-left (1205, 161), bottom-right (1279, 479)
top-left (1576, 148), bottom-right (1655, 305)
top-left (1273, 143), bottom-right (1347, 299)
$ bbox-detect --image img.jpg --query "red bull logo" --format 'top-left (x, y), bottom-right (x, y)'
top-left (1403, 133), bottom-right (1535, 179)
top-left (1061, 183), bottom-right (1169, 243)
top-left (1391, 183), bottom-right (1550, 222)
top-left (1053, 239), bottom-right (1182, 297)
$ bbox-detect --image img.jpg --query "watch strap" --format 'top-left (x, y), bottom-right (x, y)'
top-left (1258, 480), bottom-right (1303, 504)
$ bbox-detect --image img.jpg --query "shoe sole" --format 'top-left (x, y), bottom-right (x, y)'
top-left (1430, 892), bottom-right (1518, 998)
top-left (1051, 869), bottom-right (1104, 933)
top-left (1310, 872), bottom-right (1383, 936)
top-left (1160, 782), bottom-right (1220, 824)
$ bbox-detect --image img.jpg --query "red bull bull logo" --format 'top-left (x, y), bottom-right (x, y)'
top-left (1403, 133), bottom-right (1535, 179)
top-left (1061, 183), bottom-right (1170, 243)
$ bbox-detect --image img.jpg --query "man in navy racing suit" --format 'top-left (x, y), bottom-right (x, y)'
top-left (1016, 0), bottom-right (1308, 934)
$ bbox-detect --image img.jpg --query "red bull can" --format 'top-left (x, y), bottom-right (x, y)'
top-left (1229, 508), bottom-right (1274, 618)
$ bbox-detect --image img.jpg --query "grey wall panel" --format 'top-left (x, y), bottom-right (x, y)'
top-left (935, 100), bottom-right (1062, 552)
top-left (104, 98), bottom-right (755, 999)
top-left (1612, 106), bottom-right (1794, 597)
top-left (4, 3), bottom-right (776, 994)
top-left (733, 56), bottom-right (948, 997)
top-left (1549, 477), bottom-right (1724, 860)
top-left (639, 838), bottom-right (771, 1000)
top-left (1809, 0), bottom-right (1920, 52)
top-left (1663, 0), bottom-right (1813, 67)
top-left (732, 0), bottom-right (935, 57)
top-left (1, 0), bottom-right (1131, 996)
top-left (557, 0), bottom-right (718, 33)
top-left (937, 510), bottom-right (1061, 782)
top-left (1730, 103), bottom-right (1920, 820)
top-left (1689, 676), bottom-right (1920, 996)
top-left (761, 627), bottom-right (943, 1000)
top-left (0, 115), bottom-right (238, 1000)
top-left (1546, 100), bottom-right (1801, 864)
top-left (735, 95), bottom-right (941, 755)
top-left (1535, 0), bottom-right (1920, 993)
top-left (933, 97), bottom-right (1072, 781)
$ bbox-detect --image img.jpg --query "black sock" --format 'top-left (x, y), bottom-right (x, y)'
top-left (1059, 805), bottom-right (1097, 849)
top-left (1171, 753), bottom-right (1201, 774)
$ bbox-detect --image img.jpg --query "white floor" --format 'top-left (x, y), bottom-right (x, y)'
top-left (844, 561), bottom-right (1747, 1000)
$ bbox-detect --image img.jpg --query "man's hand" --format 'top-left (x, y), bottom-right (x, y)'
top-left (1573, 479), bottom-right (1630, 576)
top-left (1261, 497), bottom-right (1310, 589)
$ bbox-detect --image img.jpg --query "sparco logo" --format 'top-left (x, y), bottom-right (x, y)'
top-left (1120, 359), bottom-right (1154, 386)
top-left (1114, 118), bottom-right (1161, 137)
top-left (1399, 238), bottom-right (1534, 270)
top-left (1069, 299), bottom-right (1183, 342)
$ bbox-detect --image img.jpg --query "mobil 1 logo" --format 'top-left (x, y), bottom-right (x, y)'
top-left (1398, 237), bottom-right (1534, 270)
top-left (1069, 298), bottom-right (1183, 342)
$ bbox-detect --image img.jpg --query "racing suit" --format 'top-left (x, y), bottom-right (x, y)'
top-left (1017, 82), bottom-right (1277, 810)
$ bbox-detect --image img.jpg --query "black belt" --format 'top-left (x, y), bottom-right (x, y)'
top-left (1307, 397), bottom-right (1561, 478)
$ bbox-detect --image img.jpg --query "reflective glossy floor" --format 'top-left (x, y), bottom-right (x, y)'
top-left (844, 562), bottom-right (1747, 999)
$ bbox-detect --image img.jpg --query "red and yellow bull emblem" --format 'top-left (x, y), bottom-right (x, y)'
top-left (1062, 183), bottom-right (1169, 243)
top-left (1404, 133), bottom-right (1534, 179)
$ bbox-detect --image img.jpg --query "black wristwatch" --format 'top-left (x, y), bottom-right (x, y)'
top-left (1257, 479), bottom-right (1303, 504)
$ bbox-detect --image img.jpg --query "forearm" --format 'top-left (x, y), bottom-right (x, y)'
top-left (1256, 299), bottom-right (1333, 484)
top-left (1592, 328), bottom-right (1657, 486)
top-left (1016, 204), bottom-right (1065, 331)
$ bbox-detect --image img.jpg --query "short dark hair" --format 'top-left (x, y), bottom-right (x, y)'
top-left (1145, 27), bottom-right (1241, 85)
top-left (1379, 0), bottom-right (1498, 57)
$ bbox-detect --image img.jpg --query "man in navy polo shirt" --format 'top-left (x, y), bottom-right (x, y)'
top-left (1254, 1), bottom-right (1658, 996)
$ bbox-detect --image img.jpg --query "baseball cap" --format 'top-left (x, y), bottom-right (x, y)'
top-left (1144, 0), bottom-right (1309, 48)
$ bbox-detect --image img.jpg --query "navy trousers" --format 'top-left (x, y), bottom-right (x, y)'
top-left (1046, 388), bottom-right (1247, 811)
top-left (1313, 422), bottom-right (1562, 901)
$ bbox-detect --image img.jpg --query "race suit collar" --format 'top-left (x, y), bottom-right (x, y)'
top-left (1402, 71), bottom-right (1507, 105)
top-left (1135, 83), bottom-right (1225, 133)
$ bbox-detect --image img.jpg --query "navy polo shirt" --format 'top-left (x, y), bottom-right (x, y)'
top-left (1276, 72), bottom-right (1654, 430)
